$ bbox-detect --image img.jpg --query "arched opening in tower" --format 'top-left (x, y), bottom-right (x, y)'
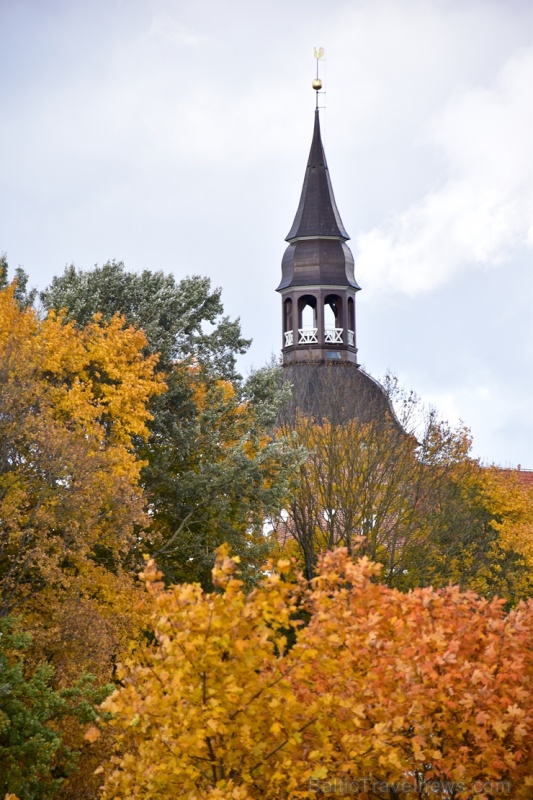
top-left (324, 294), bottom-right (343, 344)
top-left (347, 297), bottom-right (355, 347)
top-left (283, 298), bottom-right (293, 346)
top-left (298, 296), bottom-right (318, 344)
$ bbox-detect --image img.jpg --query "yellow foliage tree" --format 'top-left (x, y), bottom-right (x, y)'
top-left (277, 401), bottom-right (477, 585)
top-left (0, 282), bottom-right (165, 673)
top-left (480, 468), bottom-right (533, 567)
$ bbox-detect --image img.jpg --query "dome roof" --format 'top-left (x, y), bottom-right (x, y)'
top-left (280, 363), bottom-right (399, 427)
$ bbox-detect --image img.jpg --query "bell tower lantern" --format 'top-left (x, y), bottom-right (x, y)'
top-left (277, 105), bottom-right (361, 367)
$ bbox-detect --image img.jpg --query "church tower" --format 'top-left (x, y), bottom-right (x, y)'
top-left (277, 108), bottom-right (360, 367)
top-left (276, 68), bottom-right (397, 425)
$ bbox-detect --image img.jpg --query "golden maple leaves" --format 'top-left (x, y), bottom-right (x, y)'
top-left (95, 547), bottom-right (533, 799)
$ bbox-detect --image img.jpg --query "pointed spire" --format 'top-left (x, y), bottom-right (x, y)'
top-left (286, 110), bottom-right (350, 242)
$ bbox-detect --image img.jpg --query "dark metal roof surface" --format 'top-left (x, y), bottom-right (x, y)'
top-left (279, 364), bottom-right (401, 427)
top-left (286, 110), bottom-right (350, 243)
top-left (277, 239), bottom-right (360, 291)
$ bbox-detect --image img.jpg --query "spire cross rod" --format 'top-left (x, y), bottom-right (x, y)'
top-left (313, 46), bottom-right (325, 110)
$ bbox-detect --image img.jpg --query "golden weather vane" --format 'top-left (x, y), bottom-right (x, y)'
top-left (312, 47), bottom-right (325, 108)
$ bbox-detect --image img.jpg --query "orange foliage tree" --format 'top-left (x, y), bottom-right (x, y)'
top-left (93, 547), bottom-right (533, 799)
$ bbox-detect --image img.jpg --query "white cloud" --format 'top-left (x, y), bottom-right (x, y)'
top-left (422, 379), bottom-right (533, 468)
top-left (354, 48), bottom-right (533, 296)
top-left (147, 13), bottom-right (210, 48)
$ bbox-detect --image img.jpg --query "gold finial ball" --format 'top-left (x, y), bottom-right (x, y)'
top-left (312, 78), bottom-right (322, 91)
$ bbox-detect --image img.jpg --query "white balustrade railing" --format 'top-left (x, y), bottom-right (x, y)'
top-left (298, 327), bottom-right (318, 344)
top-left (292, 327), bottom-right (354, 346)
top-left (325, 327), bottom-right (343, 344)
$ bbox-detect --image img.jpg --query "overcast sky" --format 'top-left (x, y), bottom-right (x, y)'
top-left (1, 0), bottom-right (532, 467)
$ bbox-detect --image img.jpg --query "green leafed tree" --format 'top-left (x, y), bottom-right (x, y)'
top-left (0, 253), bottom-right (37, 308)
top-left (41, 260), bottom-right (249, 379)
top-left (41, 261), bottom-right (300, 588)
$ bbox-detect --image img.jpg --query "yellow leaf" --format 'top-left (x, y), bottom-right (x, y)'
top-left (84, 725), bottom-right (101, 743)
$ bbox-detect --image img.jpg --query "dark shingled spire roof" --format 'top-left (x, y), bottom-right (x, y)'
top-left (286, 110), bottom-right (350, 243)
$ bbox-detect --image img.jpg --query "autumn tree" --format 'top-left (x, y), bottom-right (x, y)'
top-left (0, 282), bottom-right (164, 673)
top-left (93, 547), bottom-right (533, 799)
top-left (275, 367), bottom-right (476, 584)
top-left (481, 467), bottom-right (533, 570)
